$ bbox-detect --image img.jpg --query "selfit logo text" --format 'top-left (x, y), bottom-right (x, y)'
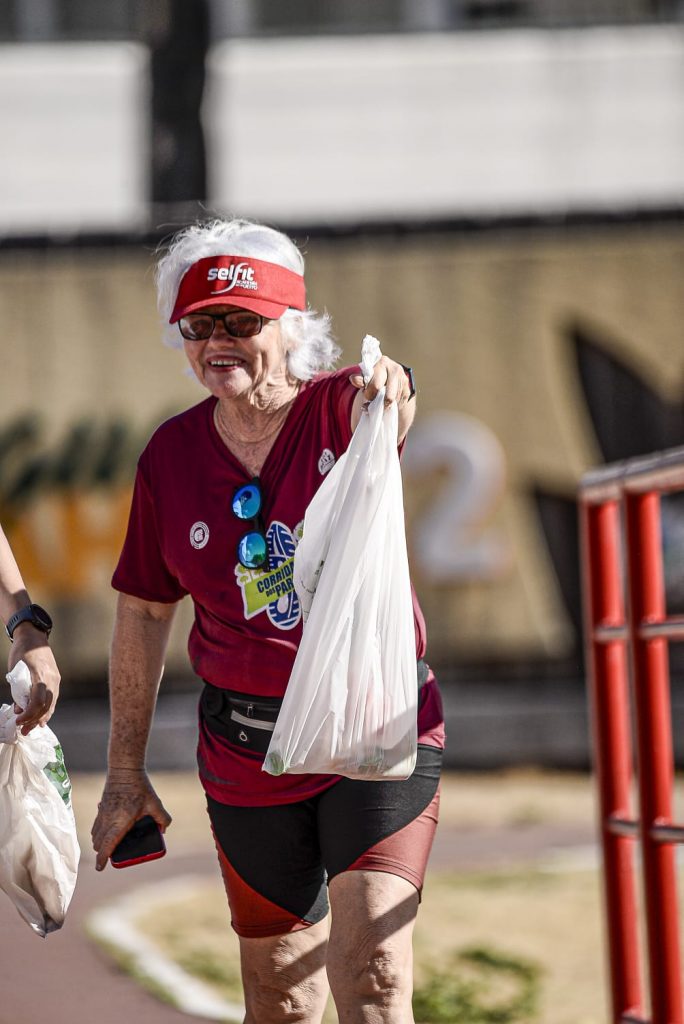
top-left (207, 262), bottom-right (258, 294)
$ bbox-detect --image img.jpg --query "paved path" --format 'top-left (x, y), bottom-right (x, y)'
top-left (0, 816), bottom-right (597, 1024)
top-left (0, 846), bottom-right (219, 1024)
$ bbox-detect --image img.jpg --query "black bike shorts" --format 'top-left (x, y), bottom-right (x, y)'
top-left (206, 744), bottom-right (442, 938)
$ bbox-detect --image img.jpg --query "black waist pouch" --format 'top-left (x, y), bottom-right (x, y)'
top-left (201, 660), bottom-right (430, 756)
top-left (200, 682), bottom-right (283, 755)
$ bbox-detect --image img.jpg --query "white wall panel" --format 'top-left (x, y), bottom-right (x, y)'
top-left (0, 43), bottom-right (148, 232)
top-left (2, 29), bottom-right (684, 232)
top-left (206, 26), bottom-right (684, 221)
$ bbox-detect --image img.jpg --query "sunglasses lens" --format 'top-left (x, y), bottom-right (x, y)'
top-left (238, 531), bottom-right (269, 569)
top-left (232, 483), bottom-right (261, 520)
top-left (225, 312), bottom-right (262, 338)
top-left (179, 315), bottom-right (213, 340)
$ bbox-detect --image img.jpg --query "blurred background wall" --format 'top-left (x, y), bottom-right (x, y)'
top-left (2, 0), bottom-right (684, 763)
top-left (4, 16), bottom-right (684, 229)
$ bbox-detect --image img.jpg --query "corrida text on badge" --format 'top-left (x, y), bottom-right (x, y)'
top-left (256, 558), bottom-right (294, 598)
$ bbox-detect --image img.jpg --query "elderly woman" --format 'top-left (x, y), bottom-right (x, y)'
top-left (91, 218), bottom-right (444, 1024)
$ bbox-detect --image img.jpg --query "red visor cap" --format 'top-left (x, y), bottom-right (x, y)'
top-left (170, 255), bottom-right (306, 323)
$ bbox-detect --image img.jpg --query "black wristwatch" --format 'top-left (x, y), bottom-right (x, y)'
top-left (5, 603), bottom-right (53, 641)
top-left (400, 364), bottom-right (416, 400)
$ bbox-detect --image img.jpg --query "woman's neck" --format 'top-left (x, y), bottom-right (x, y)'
top-left (213, 381), bottom-right (301, 475)
top-left (215, 381), bottom-right (300, 444)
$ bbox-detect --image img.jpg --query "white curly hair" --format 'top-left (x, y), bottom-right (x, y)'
top-left (155, 218), bottom-right (340, 380)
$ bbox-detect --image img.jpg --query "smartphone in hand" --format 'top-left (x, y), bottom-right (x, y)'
top-left (110, 815), bottom-right (166, 869)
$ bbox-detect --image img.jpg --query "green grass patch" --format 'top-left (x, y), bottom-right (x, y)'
top-left (413, 944), bottom-right (541, 1023)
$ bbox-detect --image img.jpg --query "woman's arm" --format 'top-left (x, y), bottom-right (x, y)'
top-left (349, 355), bottom-right (416, 443)
top-left (91, 591), bottom-right (177, 871)
top-left (0, 525), bottom-right (60, 733)
top-left (0, 525), bottom-right (28, 624)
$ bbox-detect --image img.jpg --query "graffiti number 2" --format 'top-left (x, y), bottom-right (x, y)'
top-left (403, 412), bottom-right (509, 582)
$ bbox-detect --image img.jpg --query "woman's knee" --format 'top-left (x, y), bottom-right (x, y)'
top-left (240, 929), bottom-right (329, 1023)
top-left (242, 968), bottom-right (325, 1023)
top-left (328, 936), bottom-right (412, 1006)
top-left (359, 945), bottom-right (412, 1004)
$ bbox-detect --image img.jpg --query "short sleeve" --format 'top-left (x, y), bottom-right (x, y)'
top-left (112, 458), bottom-right (188, 603)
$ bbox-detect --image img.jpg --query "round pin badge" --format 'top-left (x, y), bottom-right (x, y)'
top-left (190, 521), bottom-right (210, 549)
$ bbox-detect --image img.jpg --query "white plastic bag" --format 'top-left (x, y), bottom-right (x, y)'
top-left (263, 336), bottom-right (418, 780)
top-left (0, 661), bottom-right (80, 936)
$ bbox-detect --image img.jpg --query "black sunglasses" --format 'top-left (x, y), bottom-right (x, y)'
top-left (179, 310), bottom-right (265, 342)
top-left (232, 477), bottom-right (270, 570)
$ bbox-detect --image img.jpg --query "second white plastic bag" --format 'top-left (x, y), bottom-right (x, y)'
top-left (0, 661), bottom-right (80, 936)
top-left (263, 340), bottom-right (417, 780)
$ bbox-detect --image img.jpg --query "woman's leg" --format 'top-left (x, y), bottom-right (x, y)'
top-left (327, 870), bottom-right (418, 1023)
top-left (239, 919), bottom-right (331, 1024)
top-left (318, 745), bottom-right (443, 1023)
top-left (206, 794), bottom-right (332, 1022)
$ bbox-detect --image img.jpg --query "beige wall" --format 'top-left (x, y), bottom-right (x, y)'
top-left (2, 224), bottom-right (684, 681)
top-left (305, 227), bottom-right (684, 661)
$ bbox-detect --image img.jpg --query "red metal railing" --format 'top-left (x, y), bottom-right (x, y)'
top-left (580, 448), bottom-right (684, 1024)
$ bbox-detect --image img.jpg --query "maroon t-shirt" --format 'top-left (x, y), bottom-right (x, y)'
top-left (113, 367), bottom-right (445, 805)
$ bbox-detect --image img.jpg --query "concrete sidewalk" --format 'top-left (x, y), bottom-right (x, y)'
top-left (0, 845), bottom-right (219, 1024)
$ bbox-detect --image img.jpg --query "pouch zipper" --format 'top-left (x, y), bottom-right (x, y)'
top-left (229, 708), bottom-right (276, 731)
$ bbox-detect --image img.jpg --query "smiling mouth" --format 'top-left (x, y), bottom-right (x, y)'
top-left (208, 358), bottom-right (244, 368)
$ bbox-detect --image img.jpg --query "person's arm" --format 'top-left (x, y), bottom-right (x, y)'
top-left (91, 591), bottom-right (177, 871)
top-left (349, 355), bottom-right (416, 442)
top-left (0, 525), bottom-right (60, 734)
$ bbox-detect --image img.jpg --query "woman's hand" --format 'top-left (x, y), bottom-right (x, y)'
top-left (9, 626), bottom-right (61, 735)
top-left (350, 355), bottom-right (416, 442)
top-left (349, 355), bottom-right (413, 408)
top-left (91, 768), bottom-right (172, 871)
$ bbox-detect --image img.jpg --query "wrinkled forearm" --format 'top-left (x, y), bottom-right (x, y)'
top-left (107, 592), bottom-right (178, 771)
top-left (0, 526), bottom-right (29, 625)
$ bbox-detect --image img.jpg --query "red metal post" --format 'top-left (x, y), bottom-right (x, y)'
top-left (624, 490), bottom-right (683, 1024)
top-left (581, 498), bottom-right (643, 1022)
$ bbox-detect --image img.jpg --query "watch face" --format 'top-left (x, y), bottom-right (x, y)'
top-left (31, 605), bottom-right (53, 631)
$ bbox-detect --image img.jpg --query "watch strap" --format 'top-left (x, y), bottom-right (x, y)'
top-left (400, 364), bottom-right (416, 400)
top-left (6, 603), bottom-right (52, 641)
